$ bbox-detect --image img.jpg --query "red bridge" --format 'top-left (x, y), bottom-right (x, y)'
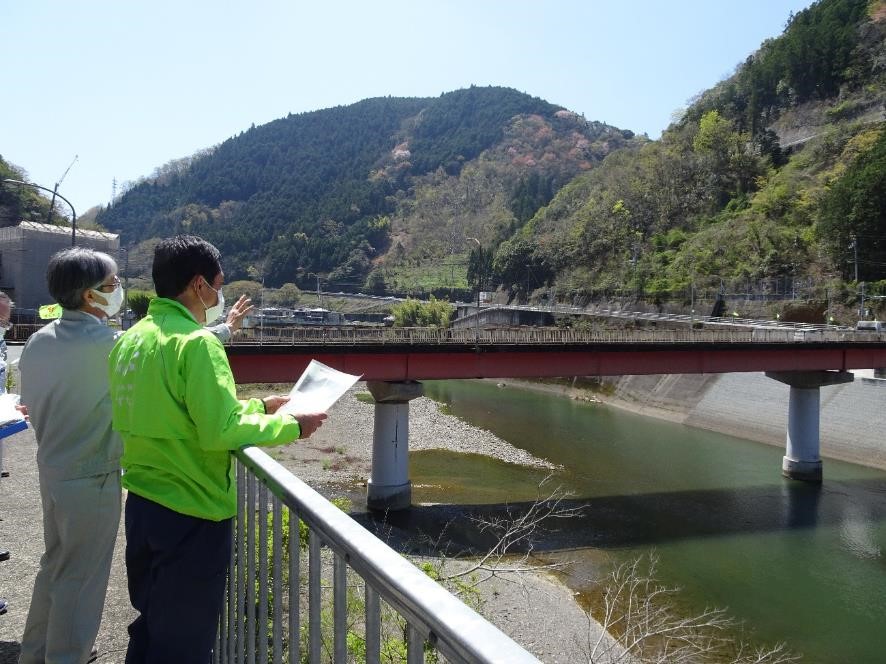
top-left (226, 327), bottom-right (886, 383)
top-left (225, 327), bottom-right (886, 508)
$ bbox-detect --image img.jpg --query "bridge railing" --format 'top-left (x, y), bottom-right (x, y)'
top-left (214, 445), bottom-right (540, 664)
top-left (228, 326), bottom-right (881, 346)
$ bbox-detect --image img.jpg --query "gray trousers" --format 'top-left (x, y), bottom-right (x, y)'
top-left (19, 471), bottom-right (121, 664)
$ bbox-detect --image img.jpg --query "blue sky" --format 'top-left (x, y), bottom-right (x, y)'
top-left (2, 0), bottom-right (812, 217)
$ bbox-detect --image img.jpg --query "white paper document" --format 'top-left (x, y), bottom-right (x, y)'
top-left (277, 360), bottom-right (361, 416)
top-left (0, 393), bottom-right (24, 427)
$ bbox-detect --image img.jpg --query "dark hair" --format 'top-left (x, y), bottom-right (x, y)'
top-left (152, 235), bottom-right (222, 298)
top-left (47, 247), bottom-right (117, 310)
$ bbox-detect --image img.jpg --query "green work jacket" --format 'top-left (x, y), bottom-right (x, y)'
top-left (109, 297), bottom-right (301, 520)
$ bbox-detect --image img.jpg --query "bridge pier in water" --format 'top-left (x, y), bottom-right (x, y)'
top-left (365, 380), bottom-right (424, 511)
top-left (765, 370), bottom-right (854, 482)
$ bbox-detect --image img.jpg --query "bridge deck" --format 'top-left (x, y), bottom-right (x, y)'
top-left (227, 337), bottom-right (886, 383)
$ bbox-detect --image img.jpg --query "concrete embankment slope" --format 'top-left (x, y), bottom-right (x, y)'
top-left (609, 371), bottom-right (886, 470)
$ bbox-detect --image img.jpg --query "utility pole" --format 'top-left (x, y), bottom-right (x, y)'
top-left (860, 281), bottom-right (866, 320)
top-left (850, 234), bottom-right (864, 319)
top-left (466, 237), bottom-right (482, 340)
top-left (121, 247), bottom-right (130, 328)
top-left (851, 233), bottom-right (859, 283)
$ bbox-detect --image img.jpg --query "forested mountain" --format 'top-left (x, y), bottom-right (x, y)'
top-left (518, 0), bottom-right (885, 311)
top-left (96, 87), bottom-right (640, 289)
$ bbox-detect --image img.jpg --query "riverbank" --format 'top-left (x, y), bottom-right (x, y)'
top-left (488, 377), bottom-right (690, 424)
top-left (499, 371), bottom-right (886, 472)
top-left (241, 383), bottom-right (609, 663)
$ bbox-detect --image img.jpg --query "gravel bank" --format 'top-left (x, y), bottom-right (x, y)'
top-left (263, 384), bottom-right (561, 491)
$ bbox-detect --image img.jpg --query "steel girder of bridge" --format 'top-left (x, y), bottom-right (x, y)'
top-left (226, 341), bottom-right (886, 384)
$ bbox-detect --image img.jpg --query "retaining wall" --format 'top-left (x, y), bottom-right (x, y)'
top-left (609, 371), bottom-right (886, 471)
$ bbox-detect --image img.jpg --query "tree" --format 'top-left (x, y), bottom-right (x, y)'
top-left (264, 283), bottom-right (302, 307)
top-left (127, 290), bottom-right (154, 319)
top-left (223, 279), bottom-right (263, 302)
top-left (818, 130), bottom-right (886, 281)
top-left (390, 297), bottom-right (453, 327)
top-left (492, 237), bottom-right (552, 296)
top-left (693, 110), bottom-right (762, 203)
top-left (364, 269), bottom-right (388, 295)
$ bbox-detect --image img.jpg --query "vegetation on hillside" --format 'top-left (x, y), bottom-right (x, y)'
top-left (508, 0), bottom-right (885, 318)
top-left (0, 157), bottom-right (56, 226)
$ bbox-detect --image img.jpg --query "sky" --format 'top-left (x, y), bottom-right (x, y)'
top-left (1, 0), bottom-right (814, 217)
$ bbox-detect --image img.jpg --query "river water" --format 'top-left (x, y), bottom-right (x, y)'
top-left (416, 380), bottom-right (886, 663)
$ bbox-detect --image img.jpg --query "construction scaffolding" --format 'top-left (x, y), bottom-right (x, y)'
top-left (0, 221), bottom-right (120, 317)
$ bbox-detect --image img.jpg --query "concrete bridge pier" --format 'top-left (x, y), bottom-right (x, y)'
top-left (765, 370), bottom-right (854, 482)
top-left (366, 380), bottom-right (423, 511)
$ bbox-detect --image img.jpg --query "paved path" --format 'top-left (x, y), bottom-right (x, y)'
top-left (0, 426), bottom-right (133, 664)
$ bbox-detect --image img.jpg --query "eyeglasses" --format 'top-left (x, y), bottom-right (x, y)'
top-left (95, 276), bottom-right (121, 293)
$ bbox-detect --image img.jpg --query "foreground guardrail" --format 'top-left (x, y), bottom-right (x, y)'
top-left (215, 446), bottom-right (539, 664)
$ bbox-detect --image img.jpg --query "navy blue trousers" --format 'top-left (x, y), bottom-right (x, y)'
top-left (124, 492), bottom-right (232, 664)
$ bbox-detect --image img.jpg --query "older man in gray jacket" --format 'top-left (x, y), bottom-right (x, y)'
top-left (18, 248), bottom-right (124, 664)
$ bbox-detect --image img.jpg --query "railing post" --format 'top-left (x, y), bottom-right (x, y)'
top-left (333, 554), bottom-right (347, 662)
top-left (247, 474), bottom-right (256, 664)
top-left (287, 508), bottom-right (300, 664)
top-left (308, 531), bottom-right (322, 663)
top-left (272, 498), bottom-right (282, 663)
top-left (236, 463), bottom-right (246, 664)
top-left (365, 585), bottom-right (381, 664)
top-left (258, 483), bottom-right (269, 664)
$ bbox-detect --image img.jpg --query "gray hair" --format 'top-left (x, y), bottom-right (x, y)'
top-left (47, 247), bottom-right (118, 310)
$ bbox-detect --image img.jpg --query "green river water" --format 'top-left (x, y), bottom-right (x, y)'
top-left (414, 380), bottom-right (886, 663)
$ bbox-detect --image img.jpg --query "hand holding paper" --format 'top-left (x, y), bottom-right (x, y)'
top-left (277, 360), bottom-right (361, 416)
top-left (0, 393), bottom-right (27, 438)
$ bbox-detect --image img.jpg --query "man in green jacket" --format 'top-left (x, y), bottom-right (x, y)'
top-left (109, 235), bottom-right (326, 663)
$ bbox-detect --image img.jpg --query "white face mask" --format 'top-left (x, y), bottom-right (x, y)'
top-left (199, 279), bottom-right (225, 324)
top-left (90, 284), bottom-right (124, 318)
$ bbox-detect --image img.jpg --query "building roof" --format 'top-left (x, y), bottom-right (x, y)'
top-left (15, 220), bottom-right (118, 241)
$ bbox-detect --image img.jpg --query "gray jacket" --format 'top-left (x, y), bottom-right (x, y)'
top-left (20, 309), bottom-right (122, 480)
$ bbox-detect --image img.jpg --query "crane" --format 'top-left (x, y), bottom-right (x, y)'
top-left (46, 154), bottom-right (78, 225)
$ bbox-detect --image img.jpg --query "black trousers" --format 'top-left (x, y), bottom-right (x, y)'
top-left (124, 492), bottom-right (232, 664)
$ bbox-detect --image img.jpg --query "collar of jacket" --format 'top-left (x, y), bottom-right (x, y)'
top-left (147, 297), bottom-right (201, 324)
top-left (60, 308), bottom-right (107, 324)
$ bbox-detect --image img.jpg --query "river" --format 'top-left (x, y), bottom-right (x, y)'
top-left (415, 379), bottom-right (886, 663)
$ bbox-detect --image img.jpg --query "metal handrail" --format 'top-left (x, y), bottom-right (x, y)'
top-left (228, 325), bottom-right (883, 347)
top-left (217, 446), bottom-right (540, 664)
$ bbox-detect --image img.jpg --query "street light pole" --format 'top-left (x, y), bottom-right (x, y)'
top-left (120, 247), bottom-right (130, 328)
top-left (466, 237), bottom-right (482, 339)
top-left (2, 178), bottom-right (78, 246)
